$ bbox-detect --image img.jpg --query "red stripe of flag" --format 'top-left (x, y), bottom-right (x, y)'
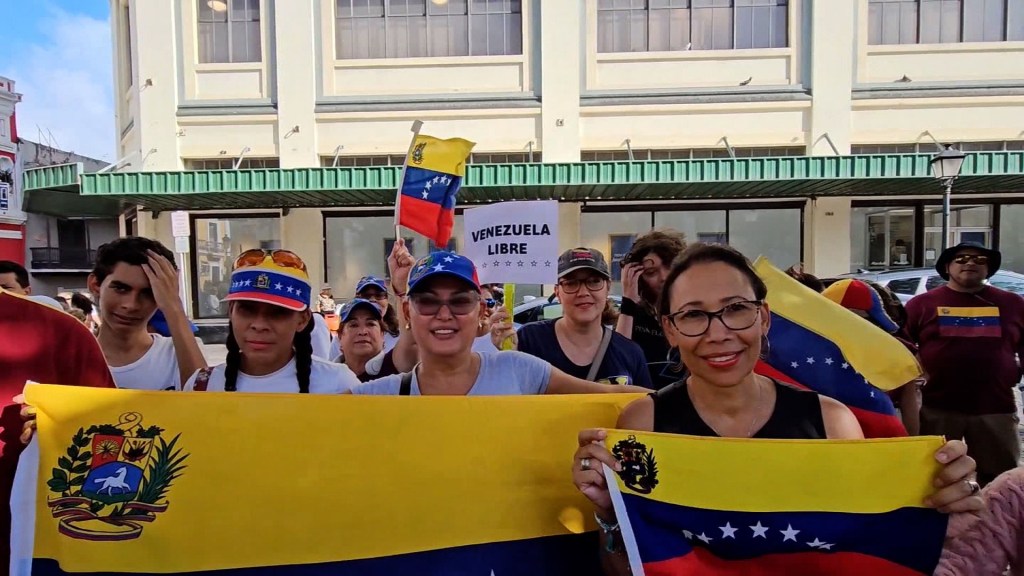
top-left (646, 546), bottom-right (927, 576)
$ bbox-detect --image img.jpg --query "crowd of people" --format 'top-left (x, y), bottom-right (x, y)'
top-left (2, 228), bottom-right (1023, 574)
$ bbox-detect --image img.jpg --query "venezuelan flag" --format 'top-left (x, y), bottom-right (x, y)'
top-left (605, 430), bottom-right (948, 576)
top-left (937, 306), bottom-right (1002, 338)
top-left (397, 134), bottom-right (475, 246)
top-left (753, 258), bottom-right (920, 438)
top-left (13, 384), bottom-right (640, 575)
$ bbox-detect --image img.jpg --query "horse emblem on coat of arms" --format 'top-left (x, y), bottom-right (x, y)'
top-left (46, 412), bottom-right (188, 541)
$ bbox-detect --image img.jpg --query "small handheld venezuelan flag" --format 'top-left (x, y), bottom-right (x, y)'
top-left (395, 132), bottom-right (475, 247)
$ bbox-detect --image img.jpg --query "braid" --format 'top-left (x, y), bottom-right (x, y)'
top-left (293, 317), bottom-right (315, 394)
top-left (224, 322), bottom-right (242, 392)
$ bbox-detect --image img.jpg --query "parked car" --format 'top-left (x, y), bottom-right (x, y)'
top-left (512, 294), bottom-right (623, 326)
top-left (829, 268), bottom-right (1024, 304)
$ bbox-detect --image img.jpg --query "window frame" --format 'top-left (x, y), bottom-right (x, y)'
top-left (196, 0), bottom-right (264, 64)
top-left (867, 0), bottom-right (1022, 45)
top-left (596, 0), bottom-right (791, 53)
top-left (334, 0), bottom-right (525, 60)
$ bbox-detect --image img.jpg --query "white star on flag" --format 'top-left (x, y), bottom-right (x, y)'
top-left (807, 538), bottom-right (826, 548)
top-left (697, 533), bottom-right (713, 544)
top-left (869, 390), bottom-right (875, 397)
top-left (682, 530), bottom-right (693, 539)
top-left (295, 290), bottom-right (302, 298)
top-left (425, 181), bottom-right (432, 190)
top-left (432, 264), bottom-right (446, 272)
top-left (780, 524), bottom-right (800, 542)
top-left (790, 361), bottom-right (799, 368)
top-left (719, 523), bottom-right (738, 539)
top-left (433, 176), bottom-right (440, 184)
top-left (286, 286), bottom-right (295, 294)
top-left (806, 357), bottom-right (815, 364)
top-left (819, 543), bottom-right (835, 550)
top-left (750, 522), bottom-right (769, 538)
top-left (242, 280), bottom-right (251, 286)
top-left (422, 191), bottom-right (429, 199)
top-left (274, 282), bottom-right (283, 290)
top-left (824, 358), bottom-right (834, 365)
top-left (443, 256), bottom-right (454, 262)
top-left (842, 362), bottom-right (849, 369)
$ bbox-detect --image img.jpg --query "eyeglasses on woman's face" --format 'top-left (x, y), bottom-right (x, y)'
top-left (557, 276), bottom-right (607, 294)
top-left (664, 300), bottom-right (763, 337)
top-left (409, 292), bottom-right (482, 316)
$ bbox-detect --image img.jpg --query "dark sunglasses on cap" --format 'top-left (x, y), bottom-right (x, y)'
top-left (233, 249), bottom-right (308, 273)
top-left (953, 254), bottom-right (989, 265)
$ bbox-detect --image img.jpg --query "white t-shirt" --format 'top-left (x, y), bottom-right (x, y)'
top-left (109, 334), bottom-right (181, 391)
top-left (352, 351), bottom-right (551, 395)
top-left (182, 356), bottom-right (358, 394)
top-left (311, 314), bottom-right (332, 360)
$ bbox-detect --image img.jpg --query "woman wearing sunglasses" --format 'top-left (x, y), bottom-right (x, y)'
top-left (489, 248), bottom-right (653, 388)
top-left (571, 244), bottom-right (983, 572)
top-left (183, 249), bottom-right (360, 394)
top-left (352, 252), bottom-right (650, 396)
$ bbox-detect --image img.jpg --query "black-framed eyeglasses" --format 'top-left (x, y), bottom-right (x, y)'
top-left (665, 300), bottom-right (763, 337)
top-left (557, 277), bottom-right (607, 294)
top-left (952, 254), bottom-right (989, 265)
top-left (409, 293), bottom-right (481, 316)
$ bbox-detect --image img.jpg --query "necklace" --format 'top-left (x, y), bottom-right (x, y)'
top-left (692, 378), bottom-right (764, 438)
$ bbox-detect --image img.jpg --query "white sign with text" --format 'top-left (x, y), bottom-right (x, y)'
top-left (464, 200), bottom-right (559, 285)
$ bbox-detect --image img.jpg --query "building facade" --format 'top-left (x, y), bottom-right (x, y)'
top-left (19, 140), bottom-right (120, 296)
top-left (0, 76), bottom-right (24, 263)
top-left (107, 0), bottom-right (1024, 321)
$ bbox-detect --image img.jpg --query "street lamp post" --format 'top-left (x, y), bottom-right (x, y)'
top-left (929, 145), bottom-right (966, 252)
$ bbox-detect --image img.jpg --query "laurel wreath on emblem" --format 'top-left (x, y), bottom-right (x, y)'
top-left (411, 141), bottom-right (426, 165)
top-left (46, 412), bottom-right (189, 541)
top-left (612, 435), bottom-right (659, 494)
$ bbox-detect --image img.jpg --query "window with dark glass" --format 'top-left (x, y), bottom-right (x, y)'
top-left (886, 277), bottom-right (921, 295)
top-left (869, 0), bottom-right (1024, 45)
top-left (335, 0), bottom-right (522, 59)
top-left (597, 0), bottom-right (788, 53)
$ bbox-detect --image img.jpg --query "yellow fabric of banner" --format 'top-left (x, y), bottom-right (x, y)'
top-left (26, 384), bottom-right (640, 573)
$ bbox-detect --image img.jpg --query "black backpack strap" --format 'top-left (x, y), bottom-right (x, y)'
top-left (399, 370), bottom-right (414, 396)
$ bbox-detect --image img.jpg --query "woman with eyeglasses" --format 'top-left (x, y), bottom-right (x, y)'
top-left (571, 243), bottom-right (983, 573)
top-left (616, 229), bottom-right (687, 388)
top-left (183, 249), bottom-right (360, 394)
top-left (352, 252), bottom-right (650, 396)
top-left (489, 248), bottom-right (653, 388)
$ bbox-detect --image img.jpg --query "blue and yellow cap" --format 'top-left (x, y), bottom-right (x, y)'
top-left (408, 252), bottom-right (481, 294)
top-left (224, 249), bottom-right (312, 312)
top-left (355, 275), bottom-right (388, 295)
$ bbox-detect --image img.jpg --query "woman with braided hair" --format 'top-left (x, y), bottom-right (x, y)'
top-left (183, 249), bottom-right (359, 394)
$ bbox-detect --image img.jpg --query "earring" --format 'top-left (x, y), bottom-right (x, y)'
top-left (404, 322), bottom-right (411, 330)
top-left (478, 321), bottom-right (484, 329)
top-left (759, 334), bottom-right (772, 361)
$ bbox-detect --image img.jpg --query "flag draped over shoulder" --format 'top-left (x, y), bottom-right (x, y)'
top-left (397, 134), bottom-right (475, 246)
top-left (605, 430), bottom-right (948, 576)
top-left (753, 258), bottom-right (921, 438)
top-left (13, 385), bottom-right (640, 576)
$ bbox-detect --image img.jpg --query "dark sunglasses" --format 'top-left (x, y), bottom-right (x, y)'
top-left (484, 298), bottom-right (497, 309)
top-left (952, 254), bottom-right (989, 265)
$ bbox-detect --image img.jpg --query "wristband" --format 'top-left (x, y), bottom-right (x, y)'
top-left (391, 283), bottom-right (408, 299)
top-left (620, 297), bottom-right (640, 317)
top-left (595, 512), bottom-right (621, 553)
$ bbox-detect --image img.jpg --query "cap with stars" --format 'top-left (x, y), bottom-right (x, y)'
top-left (224, 253), bottom-right (312, 312)
top-left (408, 252), bottom-right (481, 295)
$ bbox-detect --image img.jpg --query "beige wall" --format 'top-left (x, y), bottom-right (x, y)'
top-left (112, 0), bottom-right (1024, 295)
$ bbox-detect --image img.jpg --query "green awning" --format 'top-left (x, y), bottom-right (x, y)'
top-left (22, 152), bottom-right (1024, 215)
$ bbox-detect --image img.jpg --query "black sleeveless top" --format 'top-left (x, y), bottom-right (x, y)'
top-left (651, 379), bottom-right (827, 439)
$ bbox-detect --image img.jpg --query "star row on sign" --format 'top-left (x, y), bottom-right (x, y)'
top-left (683, 522), bottom-right (835, 551)
top-left (786, 356), bottom-right (875, 390)
top-left (480, 260), bottom-right (553, 269)
top-left (231, 278), bottom-right (303, 298)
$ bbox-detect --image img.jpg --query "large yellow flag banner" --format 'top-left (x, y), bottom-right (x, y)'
top-left (13, 384), bottom-right (640, 575)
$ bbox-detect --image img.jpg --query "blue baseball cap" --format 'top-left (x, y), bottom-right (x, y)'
top-left (355, 275), bottom-right (388, 295)
top-left (408, 252), bottom-right (481, 294)
top-left (339, 298), bottom-right (383, 322)
top-left (149, 309), bottom-right (199, 337)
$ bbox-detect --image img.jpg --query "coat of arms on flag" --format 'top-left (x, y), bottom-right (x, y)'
top-left (45, 412), bottom-right (188, 541)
